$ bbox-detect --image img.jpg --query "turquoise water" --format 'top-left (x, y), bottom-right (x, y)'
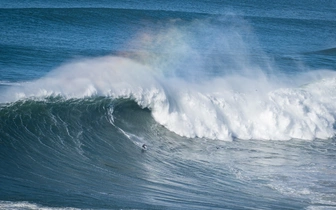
top-left (1, 1), bottom-right (336, 209)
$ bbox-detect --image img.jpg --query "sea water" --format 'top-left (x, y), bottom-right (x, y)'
top-left (1, 1), bottom-right (336, 209)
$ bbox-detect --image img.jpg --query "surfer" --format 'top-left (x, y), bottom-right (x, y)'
top-left (142, 144), bottom-right (147, 150)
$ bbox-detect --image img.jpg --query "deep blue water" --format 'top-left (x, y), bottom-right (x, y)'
top-left (1, 1), bottom-right (336, 209)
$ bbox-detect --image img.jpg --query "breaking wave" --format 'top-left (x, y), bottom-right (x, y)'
top-left (1, 17), bottom-right (336, 141)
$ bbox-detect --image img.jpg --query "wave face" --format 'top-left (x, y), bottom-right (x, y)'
top-left (1, 97), bottom-right (336, 209)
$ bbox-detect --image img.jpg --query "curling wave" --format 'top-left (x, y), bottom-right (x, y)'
top-left (1, 54), bottom-right (336, 141)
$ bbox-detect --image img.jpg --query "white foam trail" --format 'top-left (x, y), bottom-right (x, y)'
top-left (0, 201), bottom-right (80, 210)
top-left (0, 80), bottom-right (23, 86)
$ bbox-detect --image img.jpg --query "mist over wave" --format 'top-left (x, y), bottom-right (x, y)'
top-left (1, 16), bottom-right (336, 141)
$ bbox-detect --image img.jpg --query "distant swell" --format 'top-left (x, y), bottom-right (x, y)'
top-left (307, 47), bottom-right (336, 55)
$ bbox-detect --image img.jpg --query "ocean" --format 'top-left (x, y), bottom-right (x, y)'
top-left (1, 0), bottom-right (336, 209)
